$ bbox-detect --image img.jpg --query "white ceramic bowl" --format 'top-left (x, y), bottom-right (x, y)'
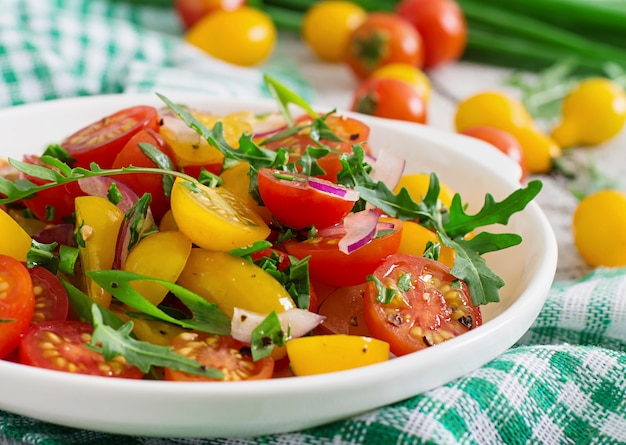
top-left (0, 94), bottom-right (558, 438)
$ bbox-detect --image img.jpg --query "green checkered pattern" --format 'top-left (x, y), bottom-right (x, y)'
top-left (2, 0), bottom-right (626, 444)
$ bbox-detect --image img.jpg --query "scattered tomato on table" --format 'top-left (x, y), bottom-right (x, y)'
top-left (351, 77), bottom-right (427, 124)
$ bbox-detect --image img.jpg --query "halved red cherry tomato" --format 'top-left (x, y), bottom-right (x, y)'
top-left (263, 113), bottom-right (370, 182)
top-left (0, 255), bottom-right (35, 359)
top-left (283, 217), bottom-right (403, 287)
top-left (352, 77), bottom-right (427, 124)
top-left (257, 168), bottom-right (357, 229)
top-left (165, 332), bottom-right (274, 381)
top-left (27, 265), bottom-right (69, 325)
top-left (363, 254), bottom-right (482, 357)
top-left (19, 320), bottom-right (145, 378)
top-left (19, 155), bottom-right (85, 224)
top-left (61, 106), bottom-right (160, 169)
top-left (111, 128), bottom-right (177, 220)
top-left (345, 12), bottom-right (424, 79)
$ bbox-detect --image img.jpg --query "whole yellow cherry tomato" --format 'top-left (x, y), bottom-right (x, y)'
top-left (397, 221), bottom-right (455, 268)
top-left (455, 91), bottom-right (561, 174)
top-left (286, 334), bottom-right (389, 376)
top-left (123, 231), bottom-right (192, 306)
top-left (185, 7), bottom-right (277, 66)
top-left (552, 78), bottom-right (626, 148)
top-left (170, 177), bottom-right (270, 251)
top-left (0, 209), bottom-right (32, 262)
top-left (301, 0), bottom-right (366, 62)
top-left (74, 196), bottom-right (124, 308)
top-left (394, 173), bottom-right (455, 208)
top-left (573, 189), bottom-right (626, 267)
top-left (370, 63), bottom-right (432, 103)
top-left (176, 249), bottom-right (295, 318)
top-left (112, 306), bottom-right (187, 346)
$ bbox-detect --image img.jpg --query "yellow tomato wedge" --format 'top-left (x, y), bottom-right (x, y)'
top-left (177, 249), bottom-right (295, 318)
top-left (219, 161), bottom-right (272, 223)
top-left (286, 334), bottom-right (390, 376)
top-left (397, 221), bottom-right (455, 268)
top-left (75, 196), bottom-right (124, 308)
top-left (0, 209), bottom-right (32, 262)
top-left (170, 177), bottom-right (270, 251)
top-left (123, 230), bottom-right (192, 306)
top-left (394, 173), bottom-right (455, 208)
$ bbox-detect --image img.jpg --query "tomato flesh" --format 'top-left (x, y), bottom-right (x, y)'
top-left (165, 332), bottom-right (274, 381)
top-left (363, 254), bottom-right (481, 356)
top-left (0, 255), bottom-right (35, 358)
top-left (62, 105), bottom-right (160, 169)
top-left (19, 320), bottom-right (145, 378)
top-left (28, 265), bottom-right (69, 324)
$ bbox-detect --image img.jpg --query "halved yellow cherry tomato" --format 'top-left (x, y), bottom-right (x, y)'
top-left (74, 196), bottom-right (124, 308)
top-left (170, 177), bottom-right (270, 251)
top-left (123, 231), bottom-right (192, 306)
top-left (286, 334), bottom-right (390, 376)
top-left (176, 249), bottom-right (296, 318)
top-left (0, 209), bottom-right (32, 262)
top-left (219, 161), bottom-right (272, 223)
top-left (158, 210), bottom-right (178, 231)
top-left (394, 173), bottom-right (454, 208)
top-left (397, 221), bottom-right (455, 268)
top-left (112, 305), bottom-right (187, 346)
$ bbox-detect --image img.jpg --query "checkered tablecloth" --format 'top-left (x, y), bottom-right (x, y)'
top-left (2, 0), bottom-right (626, 444)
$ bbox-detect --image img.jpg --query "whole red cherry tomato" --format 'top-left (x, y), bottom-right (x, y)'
top-left (174, 0), bottom-right (245, 29)
top-left (396, 0), bottom-right (467, 69)
top-left (351, 77), bottom-right (427, 124)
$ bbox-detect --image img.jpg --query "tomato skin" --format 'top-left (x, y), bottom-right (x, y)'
top-left (111, 128), bottom-right (177, 221)
top-left (460, 126), bottom-right (528, 181)
top-left (19, 320), bottom-right (145, 378)
top-left (396, 0), bottom-right (467, 68)
top-left (185, 7), bottom-right (277, 66)
top-left (174, 0), bottom-right (245, 29)
top-left (28, 265), bottom-right (69, 325)
top-left (370, 62), bottom-right (432, 103)
top-left (257, 168), bottom-right (356, 229)
top-left (352, 77), bottom-right (427, 124)
top-left (363, 254), bottom-right (481, 356)
top-left (283, 218), bottom-right (403, 287)
top-left (0, 255), bottom-right (35, 359)
top-left (0, 209), bottom-right (32, 262)
top-left (62, 106), bottom-right (160, 169)
top-left (165, 332), bottom-right (274, 381)
top-left (19, 155), bottom-right (85, 224)
top-left (345, 12), bottom-right (424, 79)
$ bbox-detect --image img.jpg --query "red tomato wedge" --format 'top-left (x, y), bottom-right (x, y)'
top-left (165, 332), bottom-right (274, 382)
top-left (111, 128), bottom-right (177, 220)
top-left (0, 255), bottom-right (35, 359)
top-left (363, 254), bottom-right (482, 356)
top-left (19, 321), bottom-right (145, 378)
top-left (27, 265), bottom-right (69, 325)
top-left (284, 216), bottom-right (403, 287)
top-left (61, 105), bottom-right (160, 169)
top-left (257, 168), bottom-right (358, 229)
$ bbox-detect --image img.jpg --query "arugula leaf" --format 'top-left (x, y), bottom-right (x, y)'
top-left (26, 240), bottom-right (59, 273)
top-left (61, 279), bottom-right (126, 329)
top-left (87, 270), bottom-right (231, 335)
top-left (138, 141), bottom-right (175, 197)
top-left (263, 73), bottom-right (318, 126)
top-left (89, 305), bottom-right (223, 378)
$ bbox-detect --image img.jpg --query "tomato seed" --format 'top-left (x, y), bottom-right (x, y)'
top-left (80, 224), bottom-right (95, 241)
top-left (42, 331), bottom-right (63, 344)
top-left (41, 349), bottom-right (60, 358)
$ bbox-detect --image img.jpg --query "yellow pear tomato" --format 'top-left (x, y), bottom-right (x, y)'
top-left (123, 230), bottom-right (192, 306)
top-left (552, 78), bottom-right (626, 148)
top-left (286, 334), bottom-right (390, 376)
top-left (394, 173), bottom-right (454, 208)
top-left (74, 196), bottom-right (124, 308)
top-left (301, 0), bottom-right (366, 62)
top-left (573, 189), bottom-right (626, 267)
top-left (170, 177), bottom-right (270, 251)
top-left (176, 248), bottom-right (295, 318)
top-left (397, 221), bottom-right (455, 268)
top-left (0, 209), bottom-right (32, 262)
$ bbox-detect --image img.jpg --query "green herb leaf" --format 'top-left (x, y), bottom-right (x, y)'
top-left (87, 270), bottom-right (231, 335)
top-left (26, 240), bottom-right (59, 273)
top-left (263, 73), bottom-right (318, 126)
top-left (89, 305), bottom-right (223, 378)
top-left (138, 141), bottom-right (176, 197)
top-left (250, 311), bottom-right (285, 361)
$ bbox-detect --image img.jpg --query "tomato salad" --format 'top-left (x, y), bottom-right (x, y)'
top-left (0, 75), bottom-right (541, 381)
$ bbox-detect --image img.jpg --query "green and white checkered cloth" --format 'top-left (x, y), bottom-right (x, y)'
top-left (2, 1), bottom-right (626, 444)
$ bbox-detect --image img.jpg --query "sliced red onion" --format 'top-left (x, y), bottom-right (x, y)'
top-left (369, 149), bottom-right (406, 190)
top-left (79, 177), bottom-right (144, 215)
top-left (251, 113), bottom-right (288, 139)
top-left (317, 224), bottom-right (347, 239)
top-left (32, 224), bottom-right (76, 247)
top-left (338, 209), bottom-right (380, 254)
top-left (308, 177), bottom-right (359, 202)
top-left (160, 114), bottom-right (204, 146)
top-left (231, 307), bottom-right (326, 344)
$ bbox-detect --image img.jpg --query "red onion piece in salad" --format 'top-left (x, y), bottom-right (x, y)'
top-left (251, 113), bottom-right (288, 139)
top-left (231, 307), bottom-right (326, 344)
top-left (338, 209), bottom-right (379, 254)
top-left (369, 149), bottom-right (406, 191)
top-left (32, 224), bottom-right (76, 247)
top-left (308, 178), bottom-right (359, 201)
